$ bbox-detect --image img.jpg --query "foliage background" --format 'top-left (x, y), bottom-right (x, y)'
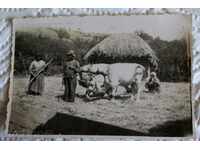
top-left (14, 28), bottom-right (190, 82)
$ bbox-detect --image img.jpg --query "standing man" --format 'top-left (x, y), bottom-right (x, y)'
top-left (63, 50), bottom-right (80, 102)
top-left (28, 54), bottom-right (46, 95)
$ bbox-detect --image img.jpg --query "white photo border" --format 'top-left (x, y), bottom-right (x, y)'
top-left (0, 8), bottom-right (197, 140)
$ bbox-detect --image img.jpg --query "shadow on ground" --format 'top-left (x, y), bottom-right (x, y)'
top-left (32, 113), bottom-right (146, 136)
top-left (33, 113), bottom-right (192, 137)
top-left (148, 118), bottom-right (192, 137)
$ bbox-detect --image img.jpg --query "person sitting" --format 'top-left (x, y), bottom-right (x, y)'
top-left (86, 74), bottom-right (105, 97)
top-left (145, 72), bottom-right (160, 93)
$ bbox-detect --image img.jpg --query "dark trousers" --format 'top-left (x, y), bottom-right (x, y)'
top-left (63, 77), bottom-right (77, 102)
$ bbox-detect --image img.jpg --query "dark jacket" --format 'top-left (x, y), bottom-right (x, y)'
top-left (63, 59), bottom-right (80, 78)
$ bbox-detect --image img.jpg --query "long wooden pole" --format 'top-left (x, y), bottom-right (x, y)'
top-left (28, 58), bottom-right (53, 91)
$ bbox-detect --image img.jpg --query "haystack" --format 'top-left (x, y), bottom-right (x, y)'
top-left (84, 33), bottom-right (158, 69)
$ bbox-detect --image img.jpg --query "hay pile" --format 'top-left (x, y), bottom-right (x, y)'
top-left (84, 33), bottom-right (158, 69)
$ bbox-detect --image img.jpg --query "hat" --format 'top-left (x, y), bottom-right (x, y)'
top-left (66, 50), bottom-right (75, 57)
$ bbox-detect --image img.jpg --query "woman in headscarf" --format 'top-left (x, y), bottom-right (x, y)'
top-left (28, 54), bottom-right (46, 95)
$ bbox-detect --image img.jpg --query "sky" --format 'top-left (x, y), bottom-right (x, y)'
top-left (15, 15), bottom-right (191, 41)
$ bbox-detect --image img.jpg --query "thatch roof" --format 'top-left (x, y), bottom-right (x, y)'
top-left (84, 33), bottom-right (158, 68)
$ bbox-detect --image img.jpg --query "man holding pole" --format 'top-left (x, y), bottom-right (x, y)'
top-left (63, 50), bottom-right (80, 102)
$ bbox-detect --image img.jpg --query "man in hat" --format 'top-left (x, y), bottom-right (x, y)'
top-left (63, 50), bottom-right (80, 102)
top-left (145, 72), bottom-right (160, 93)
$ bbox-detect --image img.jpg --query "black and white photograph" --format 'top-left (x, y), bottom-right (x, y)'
top-left (8, 15), bottom-right (192, 137)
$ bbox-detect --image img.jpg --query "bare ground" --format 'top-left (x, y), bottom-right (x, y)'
top-left (9, 76), bottom-right (192, 136)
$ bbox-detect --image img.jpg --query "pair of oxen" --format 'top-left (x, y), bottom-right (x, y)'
top-left (79, 63), bottom-right (145, 101)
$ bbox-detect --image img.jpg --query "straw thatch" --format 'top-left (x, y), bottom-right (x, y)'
top-left (84, 33), bottom-right (158, 69)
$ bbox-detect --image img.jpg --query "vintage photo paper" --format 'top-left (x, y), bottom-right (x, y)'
top-left (8, 15), bottom-right (192, 137)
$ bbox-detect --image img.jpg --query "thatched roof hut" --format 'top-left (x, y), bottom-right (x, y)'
top-left (84, 33), bottom-right (158, 69)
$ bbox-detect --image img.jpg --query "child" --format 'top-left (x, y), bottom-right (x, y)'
top-left (145, 72), bottom-right (160, 93)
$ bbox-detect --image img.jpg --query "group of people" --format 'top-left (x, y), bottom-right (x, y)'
top-left (27, 50), bottom-right (160, 102)
top-left (28, 50), bottom-right (80, 102)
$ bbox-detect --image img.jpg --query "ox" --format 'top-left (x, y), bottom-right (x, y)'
top-left (80, 63), bottom-right (145, 101)
top-left (106, 63), bottom-right (145, 101)
top-left (79, 63), bottom-right (109, 86)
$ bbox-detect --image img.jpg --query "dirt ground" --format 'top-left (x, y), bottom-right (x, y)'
top-left (9, 76), bottom-right (192, 136)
